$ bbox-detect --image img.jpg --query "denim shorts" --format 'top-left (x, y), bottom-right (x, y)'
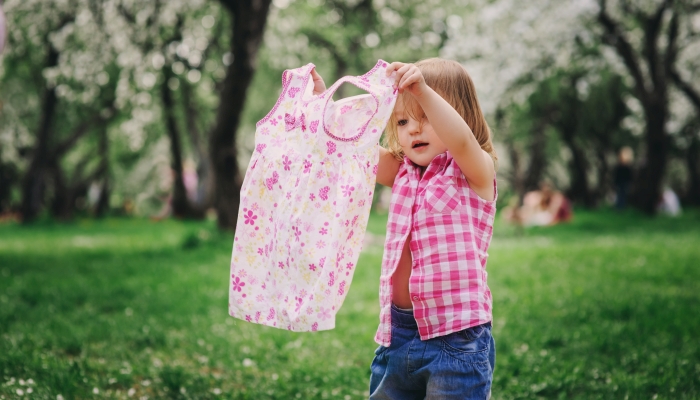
top-left (369, 305), bottom-right (495, 400)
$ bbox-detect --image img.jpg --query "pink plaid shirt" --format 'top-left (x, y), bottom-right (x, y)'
top-left (375, 151), bottom-right (497, 346)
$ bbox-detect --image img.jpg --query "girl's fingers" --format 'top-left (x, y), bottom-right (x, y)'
top-left (310, 68), bottom-right (326, 94)
top-left (385, 62), bottom-right (405, 76)
top-left (394, 64), bottom-right (415, 88)
top-left (398, 69), bottom-right (421, 90)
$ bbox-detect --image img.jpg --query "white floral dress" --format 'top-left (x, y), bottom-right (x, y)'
top-left (228, 60), bottom-right (397, 331)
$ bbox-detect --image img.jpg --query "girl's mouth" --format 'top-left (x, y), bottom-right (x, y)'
top-left (412, 142), bottom-right (428, 149)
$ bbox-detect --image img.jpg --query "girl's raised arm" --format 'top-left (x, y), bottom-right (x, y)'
top-left (376, 146), bottom-right (401, 187)
top-left (387, 62), bottom-right (495, 199)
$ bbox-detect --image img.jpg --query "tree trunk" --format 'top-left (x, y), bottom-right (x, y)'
top-left (95, 124), bottom-right (110, 218)
top-left (685, 133), bottom-right (700, 206)
top-left (20, 46), bottom-right (59, 222)
top-left (633, 100), bottom-right (668, 213)
top-left (523, 120), bottom-right (548, 192)
top-left (561, 133), bottom-right (593, 207)
top-left (594, 149), bottom-right (609, 207)
top-left (210, 0), bottom-right (272, 230)
top-left (161, 67), bottom-right (198, 219)
top-left (181, 79), bottom-right (212, 209)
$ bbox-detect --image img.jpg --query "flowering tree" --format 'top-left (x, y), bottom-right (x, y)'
top-left (442, 0), bottom-right (700, 211)
top-left (595, 0), bottom-right (700, 212)
top-left (208, 0), bottom-right (273, 230)
top-left (1, 0), bottom-right (121, 220)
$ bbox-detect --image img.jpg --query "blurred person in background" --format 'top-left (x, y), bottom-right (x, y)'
top-left (613, 146), bottom-right (634, 211)
top-left (504, 181), bottom-right (572, 227)
top-left (657, 187), bottom-right (681, 216)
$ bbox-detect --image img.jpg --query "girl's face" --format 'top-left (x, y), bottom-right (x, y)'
top-left (395, 101), bottom-right (448, 167)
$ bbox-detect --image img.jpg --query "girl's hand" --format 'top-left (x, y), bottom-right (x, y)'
top-left (311, 68), bottom-right (326, 95)
top-left (386, 62), bottom-right (428, 98)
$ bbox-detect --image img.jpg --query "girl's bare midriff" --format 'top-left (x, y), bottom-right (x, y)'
top-left (391, 234), bottom-right (414, 309)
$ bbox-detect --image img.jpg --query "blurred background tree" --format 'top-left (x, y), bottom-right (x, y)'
top-left (0, 0), bottom-right (698, 228)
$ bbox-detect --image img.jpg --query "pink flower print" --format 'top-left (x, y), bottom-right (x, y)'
top-left (344, 219), bottom-right (350, 227)
top-left (352, 215), bottom-right (358, 226)
top-left (292, 226), bottom-right (301, 242)
top-left (246, 315), bottom-right (252, 322)
top-left (328, 271), bottom-right (335, 287)
top-left (319, 186), bottom-right (330, 200)
top-left (261, 127), bottom-right (270, 136)
top-left (328, 171), bottom-right (339, 184)
top-left (303, 221), bottom-right (313, 232)
top-left (358, 199), bottom-right (366, 207)
top-left (283, 155), bottom-right (291, 171)
top-left (284, 113), bottom-right (295, 130)
top-left (270, 118), bottom-right (278, 126)
top-left (255, 311), bottom-right (261, 322)
top-left (319, 227), bottom-right (328, 235)
top-left (326, 141), bottom-right (336, 155)
top-left (278, 261), bottom-right (285, 269)
top-left (319, 257), bottom-right (326, 269)
top-left (338, 281), bottom-right (346, 296)
top-left (316, 240), bottom-right (326, 249)
top-left (316, 169), bottom-right (324, 179)
top-left (303, 159), bottom-right (312, 173)
top-left (256, 143), bottom-right (266, 153)
top-left (309, 120), bottom-right (319, 133)
top-left (309, 193), bottom-right (315, 201)
top-left (340, 105), bottom-right (352, 114)
top-left (312, 322), bottom-right (318, 331)
top-left (286, 191), bottom-right (292, 200)
top-left (272, 135), bottom-right (284, 146)
top-left (317, 307), bottom-right (331, 321)
top-left (288, 87), bottom-right (300, 98)
top-left (346, 262), bottom-right (354, 271)
top-left (294, 297), bottom-right (303, 312)
top-left (265, 171), bottom-right (279, 190)
top-left (341, 184), bottom-right (355, 198)
top-left (309, 263), bottom-right (316, 271)
top-left (257, 248), bottom-right (264, 255)
top-left (231, 275), bottom-right (246, 292)
top-left (372, 164), bottom-right (378, 175)
top-left (267, 308), bottom-right (276, 321)
top-left (243, 208), bottom-right (258, 225)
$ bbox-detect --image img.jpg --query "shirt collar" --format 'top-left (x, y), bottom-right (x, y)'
top-left (403, 151), bottom-right (450, 170)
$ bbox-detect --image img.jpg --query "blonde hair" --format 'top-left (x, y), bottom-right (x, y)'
top-left (383, 58), bottom-right (497, 166)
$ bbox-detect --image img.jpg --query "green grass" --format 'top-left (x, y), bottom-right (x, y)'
top-left (1, 209), bottom-right (699, 399)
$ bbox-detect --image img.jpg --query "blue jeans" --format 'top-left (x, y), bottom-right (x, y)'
top-left (369, 305), bottom-right (495, 400)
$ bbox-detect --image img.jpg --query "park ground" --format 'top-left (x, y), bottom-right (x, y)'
top-left (1, 209), bottom-right (699, 399)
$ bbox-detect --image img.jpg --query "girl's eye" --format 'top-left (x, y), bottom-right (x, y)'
top-left (397, 119), bottom-right (408, 126)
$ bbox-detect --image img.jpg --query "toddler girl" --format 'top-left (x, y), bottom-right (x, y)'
top-left (370, 58), bottom-right (498, 399)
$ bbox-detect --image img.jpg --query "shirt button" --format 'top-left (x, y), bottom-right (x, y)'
top-left (412, 296), bottom-right (419, 301)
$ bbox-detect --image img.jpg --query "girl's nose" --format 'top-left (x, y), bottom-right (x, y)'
top-left (407, 119), bottom-right (421, 134)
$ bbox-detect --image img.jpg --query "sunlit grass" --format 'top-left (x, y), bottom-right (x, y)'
top-left (1, 209), bottom-right (699, 399)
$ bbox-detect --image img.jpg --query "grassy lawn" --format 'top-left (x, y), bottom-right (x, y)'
top-left (1, 209), bottom-right (699, 399)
